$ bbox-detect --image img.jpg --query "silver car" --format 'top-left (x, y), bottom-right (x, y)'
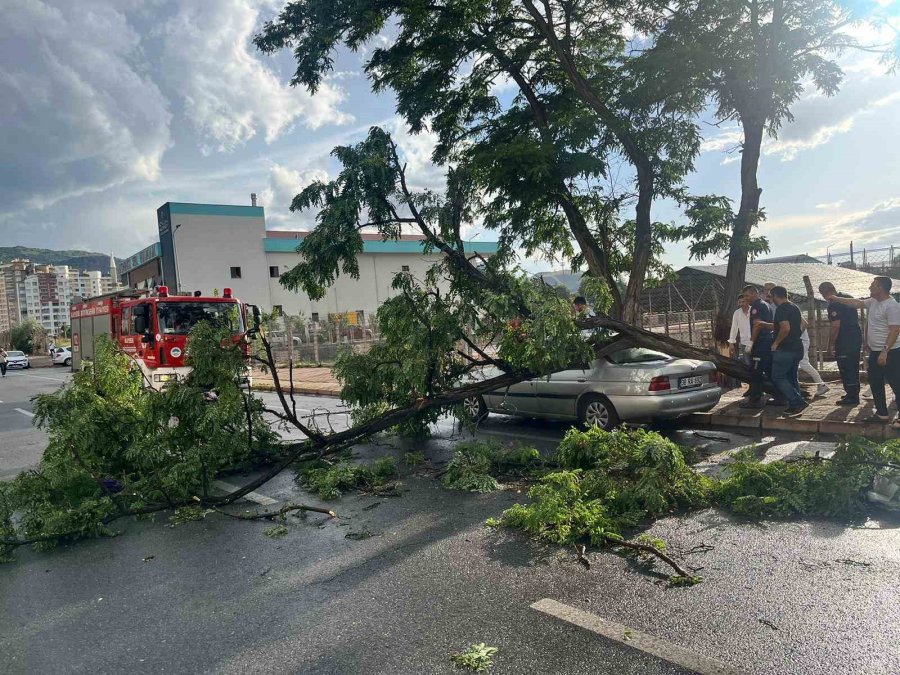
top-left (462, 347), bottom-right (722, 430)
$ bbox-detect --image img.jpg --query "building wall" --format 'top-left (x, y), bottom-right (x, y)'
top-left (265, 251), bottom-right (445, 318)
top-left (161, 203), bottom-right (270, 305)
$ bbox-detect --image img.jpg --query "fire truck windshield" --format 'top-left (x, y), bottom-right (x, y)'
top-left (157, 302), bottom-right (245, 336)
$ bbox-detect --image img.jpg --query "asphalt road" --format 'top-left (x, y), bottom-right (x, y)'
top-left (0, 365), bottom-right (72, 478)
top-left (2, 376), bottom-right (899, 674)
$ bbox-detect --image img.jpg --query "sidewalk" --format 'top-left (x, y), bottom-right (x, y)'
top-left (689, 385), bottom-right (900, 439)
top-left (252, 366), bottom-right (341, 397)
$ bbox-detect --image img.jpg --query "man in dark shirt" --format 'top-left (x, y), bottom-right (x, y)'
top-left (739, 284), bottom-right (776, 408)
top-left (819, 282), bottom-right (862, 404)
top-left (770, 286), bottom-right (808, 416)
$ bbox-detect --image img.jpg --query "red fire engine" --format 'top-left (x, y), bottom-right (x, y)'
top-left (70, 286), bottom-right (260, 389)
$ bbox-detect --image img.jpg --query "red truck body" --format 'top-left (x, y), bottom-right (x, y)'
top-left (70, 286), bottom-right (252, 388)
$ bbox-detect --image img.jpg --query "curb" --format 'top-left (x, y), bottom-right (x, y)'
top-left (252, 382), bottom-right (341, 398)
top-left (685, 412), bottom-right (894, 440)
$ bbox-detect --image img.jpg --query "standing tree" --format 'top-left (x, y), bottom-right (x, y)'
top-left (255, 0), bottom-right (708, 323)
top-left (637, 0), bottom-right (882, 341)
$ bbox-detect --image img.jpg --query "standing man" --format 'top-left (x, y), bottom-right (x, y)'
top-left (770, 286), bottom-right (808, 416)
top-left (0, 346), bottom-right (7, 377)
top-left (739, 285), bottom-right (776, 408)
top-left (819, 281), bottom-right (862, 405)
top-left (728, 295), bottom-right (752, 361)
top-left (762, 283), bottom-right (777, 315)
top-left (825, 276), bottom-right (900, 425)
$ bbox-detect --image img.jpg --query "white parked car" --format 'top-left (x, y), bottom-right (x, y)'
top-left (5, 350), bottom-right (30, 369)
top-left (51, 347), bottom-right (72, 367)
top-left (462, 347), bottom-right (722, 430)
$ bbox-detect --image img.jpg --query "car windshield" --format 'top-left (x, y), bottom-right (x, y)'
top-left (157, 301), bottom-right (244, 336)
top-left (607, 348), bottom-right (670, 364)
top-left (8, 351), bottom-right (24, 357)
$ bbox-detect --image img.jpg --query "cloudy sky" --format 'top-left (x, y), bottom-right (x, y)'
top-left (2, 0), bottom-right (899, 273)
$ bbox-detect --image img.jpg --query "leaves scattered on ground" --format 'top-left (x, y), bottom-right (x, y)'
top-left (451, 643), bottom-right (498, 672)
top-left (263, 524), bottom-right (289, 539)
top-left (296, 456), bottom-right (399, 500)
top-left (441, 440), bottom-right (542, 492)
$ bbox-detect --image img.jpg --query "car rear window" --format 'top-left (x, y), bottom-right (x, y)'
top-left (607, 348), bottom-right (670, 364)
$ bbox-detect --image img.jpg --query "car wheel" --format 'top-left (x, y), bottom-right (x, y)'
top-left (64, 357), bottom-right (72, 367)
top-left (461, 395), bottom-right (488, 422)
top-left (578, 394), bottom-right (619, 431)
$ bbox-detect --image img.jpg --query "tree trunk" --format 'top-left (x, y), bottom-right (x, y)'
top-left (717, 118), bottom-right (764, 342)
top-left (622, 168), bottom-right (654, 324)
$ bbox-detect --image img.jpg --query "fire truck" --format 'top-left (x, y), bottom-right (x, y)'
top-left (70, 286), bottom-right (260, 389)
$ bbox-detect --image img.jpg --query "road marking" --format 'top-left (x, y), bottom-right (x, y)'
top-left (531, 599), bottom-right (744, 675)
top-left (25, 373), bottom-right (68, 382)
top-left (15, 408), bottom-right (35, 418)
top-left (213, 480), bottom-right (278, 506)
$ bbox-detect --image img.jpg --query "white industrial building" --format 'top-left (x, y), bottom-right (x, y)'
top-left (121, 200), bottom-right (498, 321)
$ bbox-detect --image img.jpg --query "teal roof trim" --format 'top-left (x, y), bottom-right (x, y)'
top-left (263, 238), bottom-right (499, 255)
top-left (167, 202), bottom-right (265, 218)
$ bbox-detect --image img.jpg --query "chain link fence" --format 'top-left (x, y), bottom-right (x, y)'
top-left (824, 244), bottom-right (900, 278)
top-left (264, 312), bottom-right (381, 365)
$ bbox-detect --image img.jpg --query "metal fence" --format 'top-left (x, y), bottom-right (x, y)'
top-left (264, 312), bottom-right (382, 365)
top-left (823, 244), bottom-right (900, 279)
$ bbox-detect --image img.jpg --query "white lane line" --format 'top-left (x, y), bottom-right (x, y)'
top-left (212, 480), bottom-right (277, 506)
top-left (531, 599), bottom-right (743, 675)
top-left (25, 374), bottom-right (68, 382)
top-left (15, 408), bottom-right (35, 418)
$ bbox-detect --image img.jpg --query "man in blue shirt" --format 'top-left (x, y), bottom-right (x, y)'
top-left (740, 284), bottom-right (777, 408)
top-left (818, 281), bottom-right (862, 404)
top-left (770, 286), bottom-right (808, 416)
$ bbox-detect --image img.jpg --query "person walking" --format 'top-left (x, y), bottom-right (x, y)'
top-left (728, 295), bottom-right (752, 362)
top-left (824, 276), bottom-right (900, 425)
top-left (762, 283), bottom-right (777, 315)
top-left (799, 320), bottom-right (829, 398)
top-left (770, 286), bottom-right (808, 416)
top-left (818, 281), bottom-right (862, 405)
top-left (0, 347), bottom-right (7, 378)
top-left (739, 284), bottom-right (776, 409)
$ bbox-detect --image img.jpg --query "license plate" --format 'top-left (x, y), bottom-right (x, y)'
top-left (679, 376), bottom-right (703, 389)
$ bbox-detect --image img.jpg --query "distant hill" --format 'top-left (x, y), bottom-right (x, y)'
top-left (0, 247), bottom-right (124, 275)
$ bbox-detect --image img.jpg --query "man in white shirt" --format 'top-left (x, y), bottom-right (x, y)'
top-left (825, 276), bottom-right (900, 425)
top-left (727, 295), bottom-right (751, 361)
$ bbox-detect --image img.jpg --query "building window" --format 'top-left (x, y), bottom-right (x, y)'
top-left (272, 305), bottom-right (283, 316)
top-left (401, 265), bottom-right (410, 272)
top-left (311, 312), bottom-right (319, 323)
top-left (269, 266), bottom-right (280, 278)
top-left (230, 267), bottom-right (242, 279)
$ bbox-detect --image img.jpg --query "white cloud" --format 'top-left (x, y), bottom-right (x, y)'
top-left (819, 197), bottom-right (900, 249)
top-left (816, 200), bottom-right (845, 210)
top-left (259, 164), bottom-right (329, 227)
top-left (0, 0), bottom-right (171, 213)
top-left (159, 0), bottom-right (353, 152)
top-left (387, 117), bottom-right (445, 191)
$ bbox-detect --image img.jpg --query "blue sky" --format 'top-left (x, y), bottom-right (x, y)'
top-left (2, 0), bottom-right (899, 275)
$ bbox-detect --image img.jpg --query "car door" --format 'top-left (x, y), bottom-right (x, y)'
top-left (484, 378), bottom-right (542, 416)
top-left (534, 361), bottom-right (598, 418)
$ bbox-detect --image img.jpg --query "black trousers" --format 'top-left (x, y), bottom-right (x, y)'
top-left (868, 349), bottom-right (900, 417)
top-left (835, 340), bottom-right (861, 398)
top-left (748, 342), bottom-right (773, 400)
top-left (0, 362), bottom-right (6, 376)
